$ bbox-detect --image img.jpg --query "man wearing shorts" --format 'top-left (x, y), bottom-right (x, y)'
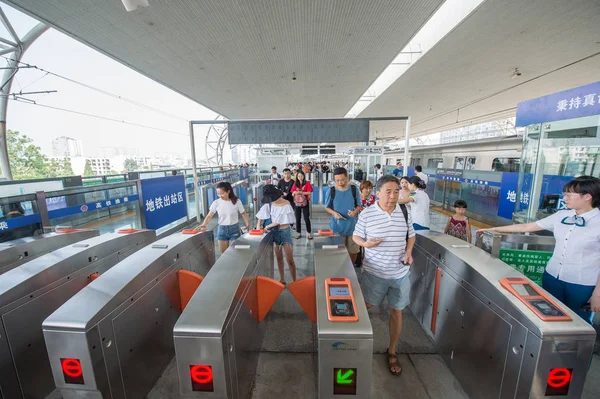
top-left (325, 167), bottom-right (362, 263)
top-left (353, 175), bottom-right (415, 376)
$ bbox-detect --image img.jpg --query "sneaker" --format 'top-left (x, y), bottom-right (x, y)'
top-left (308, 232), bottom-right (313, 240)
top-left (294, 232), bottom-right (301, 239)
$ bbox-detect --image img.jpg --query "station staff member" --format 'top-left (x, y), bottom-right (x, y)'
top-left (477, 176), bottom-right (600, 324)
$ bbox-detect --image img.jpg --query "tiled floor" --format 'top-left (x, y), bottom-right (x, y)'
top-left (146, 206), bottom-right (600, 399)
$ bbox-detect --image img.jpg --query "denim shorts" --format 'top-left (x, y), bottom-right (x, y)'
top-left (272, 226), bottom-right (293, 247)
top-left (361, 270), bottom-right (411, 310)
top-left (217, 224), bottom-right (241, 241)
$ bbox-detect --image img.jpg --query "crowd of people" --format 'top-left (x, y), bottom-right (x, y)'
top-left (201, 161), bottom-right (600, 377)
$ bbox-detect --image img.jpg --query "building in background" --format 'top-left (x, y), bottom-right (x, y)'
top-left (52, 136), bottom-right (82, 157)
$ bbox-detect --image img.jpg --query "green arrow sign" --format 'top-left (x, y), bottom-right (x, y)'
top-left (336, 369), bottom-right (354, 385)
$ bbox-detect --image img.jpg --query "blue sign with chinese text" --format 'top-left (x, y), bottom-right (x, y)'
top-left (0, 214), bottom-right (42, 232)
top-left (48, 195), bottom-right (139, 219)
top-left (515, 81), bottom-right (600, 127)
top-left (497, 172), bottom-right (519, 219)
top-left (140, 175), bottom-right (187, 229)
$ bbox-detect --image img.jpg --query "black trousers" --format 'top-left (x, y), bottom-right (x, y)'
top-left (295, 205), bottom-right (311, 233)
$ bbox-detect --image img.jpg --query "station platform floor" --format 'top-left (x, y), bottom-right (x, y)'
top-left (146, 206), bottom-right (600, 399)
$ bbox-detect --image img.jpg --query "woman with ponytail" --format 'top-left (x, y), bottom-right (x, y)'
top-left (199, 181), bottom-right (249, 253)
top-left (398, 176), bottom-right (430, 230)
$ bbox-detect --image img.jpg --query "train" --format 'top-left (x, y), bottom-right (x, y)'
top-left (383, 135), bottom-right (523, 172)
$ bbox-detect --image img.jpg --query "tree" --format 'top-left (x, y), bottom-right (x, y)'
top-left (63, 158), bottom-right (74, 176)
top-left (123, 158), bottom-right (138, 172)
top-left (46, 158), bottom-right (75, 178)
top-left (108, 169), bottom-right (119, 175)
top-left (7, 130), bottom-right (49, 180)
top-left (83, 160), bottom-right (94, 176)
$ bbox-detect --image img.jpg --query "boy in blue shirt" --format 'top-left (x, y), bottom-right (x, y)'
top-left (392, 161), bottom-right (403, 177)
top-left (325, 167), bottom-right (362, 263)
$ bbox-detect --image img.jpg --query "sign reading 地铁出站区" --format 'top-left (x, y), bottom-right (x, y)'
top-left (515, 81), bottom-right (600, 127)
top-left (140, 175), bottom-right (188, 230)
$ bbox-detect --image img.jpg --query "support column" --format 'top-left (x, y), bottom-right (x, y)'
top-left (0, 22), bottom-right (49, 180)
top-left (403, 117), bottom-right (411, 174)
top-left (189, 122), bottom-right (201, 221)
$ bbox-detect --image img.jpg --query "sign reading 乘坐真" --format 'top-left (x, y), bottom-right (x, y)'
top-left (515, 81), bottom-right (600, 127)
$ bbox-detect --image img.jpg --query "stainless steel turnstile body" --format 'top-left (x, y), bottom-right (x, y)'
top-left (174, 232), bottom-right (274, 398)
top-left (410, 232), bottom-right (596, 399)
top-left (0, 229), bottom-right (155, 399)
top-left (315, 236), bottom-right (373, 399)
top-left (43, 230), bottom-right (215, 399)
top-left (0, 230), bottom-right (98, 275)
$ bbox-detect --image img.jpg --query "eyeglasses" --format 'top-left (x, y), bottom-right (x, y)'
top-left (562, 192), bottom-right (581, 199)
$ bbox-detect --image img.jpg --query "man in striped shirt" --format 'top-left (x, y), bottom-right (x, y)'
top-left (353, 175), bottom-right (416, 376)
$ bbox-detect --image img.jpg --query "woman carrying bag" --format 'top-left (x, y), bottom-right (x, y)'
top-left (291, 170), bottom-right (313, 239)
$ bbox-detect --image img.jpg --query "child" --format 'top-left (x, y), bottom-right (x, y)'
top-left (199, 181), bottom-right (249, 253)
top-left (444, 200), bottom-right (472, 243)
top-left (359, 180), bottom-right (376, 210)
top-left (256, 184), bottom-right (297, 285)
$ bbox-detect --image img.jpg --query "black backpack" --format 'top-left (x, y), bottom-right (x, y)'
top-left (328, 185), bottom-right (358, 211)
top-left (354, 169), bottom-right (364, 181)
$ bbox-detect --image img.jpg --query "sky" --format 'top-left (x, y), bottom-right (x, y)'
top-left (2, 4), bottom-right (219, 160)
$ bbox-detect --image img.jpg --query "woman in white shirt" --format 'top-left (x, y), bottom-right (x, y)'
top-left (256, 184), bottom-right (297, 285)
top-left (477, 176), bottom-right (600, 324)
top-left (399, 176), bottom-right (430, 230)
top-left (199, 181), bottom-right (250, 253)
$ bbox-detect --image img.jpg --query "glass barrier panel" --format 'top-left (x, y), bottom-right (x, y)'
top-left (0, 196), bottom-right (42, 242)
top-left (46, 185), bottom-right (141, 235)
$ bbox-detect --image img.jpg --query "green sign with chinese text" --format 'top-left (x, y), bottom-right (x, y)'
top-left (499, 249), bottom-right (553, 285)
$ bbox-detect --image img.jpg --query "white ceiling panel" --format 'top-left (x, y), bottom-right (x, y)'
top-left (3, 0), bottom-right (444, 119)
top-left (361, 0), bottom-right (600, 138)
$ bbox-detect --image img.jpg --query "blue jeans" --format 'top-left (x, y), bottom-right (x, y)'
top-left (217, 224), bottom-right (241, 242)
top-left (542, 271), bottom-right (595, 325)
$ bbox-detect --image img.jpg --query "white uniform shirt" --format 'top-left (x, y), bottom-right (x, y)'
top-left (536, 208), bottom-right (600, 286)
top-left (409, 189), bottom-right (430, 228)
top-left (416, 171), bottom-right (428, 184)
top-left (209, 199), bottom-right (245, 225)
top-left (353, 203), bottom-right (416, 279)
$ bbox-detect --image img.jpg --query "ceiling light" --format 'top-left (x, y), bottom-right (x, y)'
top-left (121, 0), bottom-right (149, 12)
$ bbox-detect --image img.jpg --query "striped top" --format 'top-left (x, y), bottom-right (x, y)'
top-left (353, 203), bottom-right (416, 279)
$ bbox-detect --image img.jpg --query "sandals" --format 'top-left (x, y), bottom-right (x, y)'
top-left (387, 349), bottom-right (403, 376)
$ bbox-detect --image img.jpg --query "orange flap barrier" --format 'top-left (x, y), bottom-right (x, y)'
top-left (249, 229), bottom-right (264, 235)
top-left (55, 228), bottom-right (81, 234)
top-left (254, 276), bottom-right (285, 323)
top-left (89, 273), bottom-right (101, 282)
top-left (317, 229), bottom-right (333, 236)
top-left (117, 228), bottom-right (141, 234)
top-left (288, 276), bottom-right (317, 322)
top-left (182, 229), bottom-right (204, 235)
top-left (178, 270), bottom-right (204, 311)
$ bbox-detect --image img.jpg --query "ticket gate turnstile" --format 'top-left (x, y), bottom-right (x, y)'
top-left (43, 230), bottom-right (215, 399)
top-left (0, 229), bottom-right (98, 275)
top-left (314, 236), bottom-right (372, 398)
top-left (173, 231), bottom-right (275, 398)
top-left (0, 229), bottom-right (155, 399)
top-left (409, 231), bottom-right (596, 398)
top-left (173, 233), bottom-right (373, 399)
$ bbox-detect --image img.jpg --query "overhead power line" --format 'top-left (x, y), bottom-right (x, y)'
top-left (13, 98), bottom-right (189, 137)
top-left (1, 55), bottom-right (191, 122)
